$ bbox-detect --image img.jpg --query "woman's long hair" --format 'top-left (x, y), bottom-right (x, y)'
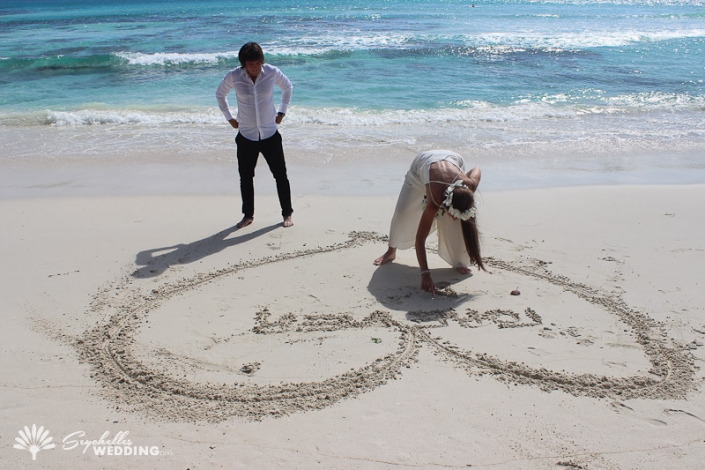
top-left (451, 187), bottom-right (485, 271)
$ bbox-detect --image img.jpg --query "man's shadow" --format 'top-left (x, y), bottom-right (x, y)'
top-left (132, 223), bottom-right (280, 278)
top-left (367, 262), bottom-right (475, 323)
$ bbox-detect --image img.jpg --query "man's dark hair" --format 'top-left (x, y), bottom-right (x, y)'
top-left (238, 42), bottom-right (265, 67)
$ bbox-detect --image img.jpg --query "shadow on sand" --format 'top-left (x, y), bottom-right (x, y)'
top-left (367, 261), bottom-right (476, 322)
top-left (132, 223), bottom-right (281, 278)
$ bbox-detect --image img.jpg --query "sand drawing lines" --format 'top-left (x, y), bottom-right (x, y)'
top-left (75, 232), bottom-right (697, 422)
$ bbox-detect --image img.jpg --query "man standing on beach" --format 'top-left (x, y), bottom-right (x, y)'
top-left (216, 42), bottom-right (294, 228)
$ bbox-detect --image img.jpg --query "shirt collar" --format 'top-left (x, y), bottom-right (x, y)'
top-left (237, 64), bottom-right (267, 78)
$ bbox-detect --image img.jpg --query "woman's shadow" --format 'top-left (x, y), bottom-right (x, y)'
top-left (132, 223), bottom-right (280, 278)
top-left (367, 262), bottom-right (476, 324)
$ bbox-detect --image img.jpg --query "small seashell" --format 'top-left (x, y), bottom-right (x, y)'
top-left (511, 289), bottom-right (521, 296)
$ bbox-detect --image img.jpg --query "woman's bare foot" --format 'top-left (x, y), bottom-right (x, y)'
top-left (236, 217), bottom-right (253, 228)
top-left (283, 216), bottom-right (294, 227)
top-left (456, 266), bottom-right (471, 274)
top-left (373, 247), bottom-right (397, 266)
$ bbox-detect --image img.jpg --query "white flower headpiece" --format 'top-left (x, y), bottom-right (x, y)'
top-left (443, 180), bottom-right (477, 221)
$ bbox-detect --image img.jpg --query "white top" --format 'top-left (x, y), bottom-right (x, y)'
top-left (215, 64), bottom-right (293, 141)
top-left (410, 149), bottom-right (466, 185)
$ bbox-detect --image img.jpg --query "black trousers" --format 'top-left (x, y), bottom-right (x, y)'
top-left (235, 131), bottom-right (293, 219)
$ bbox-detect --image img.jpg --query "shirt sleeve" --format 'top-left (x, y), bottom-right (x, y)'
top-left (274, 67), bottom-right (293, 115)
top-left (215, 71), bottom-right (235, 121)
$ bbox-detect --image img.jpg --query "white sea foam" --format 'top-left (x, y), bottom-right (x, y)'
top-left (105, 24), bottom-right (705, 69)
top-left (467, 29), bottom-right (705, 51)
top-left (3, 101), bottom-right (702, 191)
top-left (114, 51), bottom-right (240, 66)
top-left (264, 34), bottom-right (415, 54)
top-left (44, 109), bottom-right (223, 126)
top-left (111, 27), bottom-right (705, 68)
top-left (291, 93), bottom-right (705, 126)
top-left (2, 91), bottom-right (700, 128)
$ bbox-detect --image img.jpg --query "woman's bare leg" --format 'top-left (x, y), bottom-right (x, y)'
top-left (373, 247), bottom-right (397, 265)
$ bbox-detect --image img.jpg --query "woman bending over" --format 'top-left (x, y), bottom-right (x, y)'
top-left (374, 150), bottom-right (485, 295)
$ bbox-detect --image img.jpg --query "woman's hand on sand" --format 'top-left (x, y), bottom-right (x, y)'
top-left (420, 272), bottom-right (436, 297)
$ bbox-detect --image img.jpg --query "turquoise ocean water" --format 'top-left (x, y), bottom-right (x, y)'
top-left (1, 0), bottom-right (704, 194)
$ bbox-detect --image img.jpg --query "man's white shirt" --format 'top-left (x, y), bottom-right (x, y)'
top-left (216, 63), bottom-right (293, 141)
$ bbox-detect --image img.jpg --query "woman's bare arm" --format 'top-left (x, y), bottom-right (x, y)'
top-left (466, 167), bottom-right (481, 191)
top-left (415, 188), bottom-right (440, 294)
top-left (415, 207), bottom-right (436, 272)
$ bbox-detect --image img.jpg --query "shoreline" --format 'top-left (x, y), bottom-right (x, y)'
top-left (2, 110), bottom-right (705, 200)
top-left (2, 156), bottom-right (705, 201)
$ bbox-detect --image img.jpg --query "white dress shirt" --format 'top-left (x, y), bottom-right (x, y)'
top-left (215, 63), bottom-right (293, 141)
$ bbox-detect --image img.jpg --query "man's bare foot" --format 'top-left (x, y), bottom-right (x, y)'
top-left (456, 266), bottom-right (471, 274)
top-left (236, 217), bottom-right (253, 228)
top-left (373, 247), bottom-right (397, 266)
top-left (283, 216), bottom-right (294, 227)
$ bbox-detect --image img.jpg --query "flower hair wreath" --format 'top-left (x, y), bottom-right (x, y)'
top-left (443, 180), bottom-right (477, 221)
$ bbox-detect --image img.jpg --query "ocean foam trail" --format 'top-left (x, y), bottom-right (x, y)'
top-left (466, 29), bottom-right (705, 50)
top-left (45, 109), bottom-right (224, 126)
top-left (113, 51), bottom-right (239, 66)
top-left (0, 108), bottom-right (224, 127)
top-left (8, 20), bottom-right (695, 70)
top-left (100, 27), bottom-right (705, 68)
top-left (2, 91), bottom-right (700, 127)
top-left (263, 29), bottom-right (705, 55)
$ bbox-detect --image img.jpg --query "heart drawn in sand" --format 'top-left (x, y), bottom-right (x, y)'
top-left (75, 232), bottom-right (696, 422)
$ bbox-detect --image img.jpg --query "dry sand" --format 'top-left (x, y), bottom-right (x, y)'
top-left (2, 186), bottom-right (705, 469)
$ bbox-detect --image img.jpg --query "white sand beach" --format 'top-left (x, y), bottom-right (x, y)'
top-left (2, 167), bottom-right (705, 468)
top-left (3, 0), bottom-right (705, 466)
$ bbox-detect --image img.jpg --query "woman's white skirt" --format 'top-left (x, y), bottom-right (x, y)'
top-left (387, 161), bottom-right (470, 268)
